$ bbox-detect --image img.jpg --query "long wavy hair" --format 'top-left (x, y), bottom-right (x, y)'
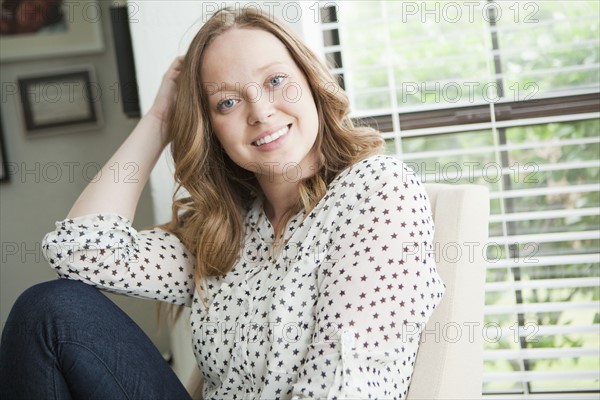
top-left (161, 7), bottom-right (383, 304)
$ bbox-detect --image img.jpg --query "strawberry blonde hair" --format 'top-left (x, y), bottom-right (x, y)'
top-left (162, 7), bottom-right (383, 303)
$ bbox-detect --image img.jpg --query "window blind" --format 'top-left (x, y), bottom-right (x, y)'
top-left (314, 1), bottom-right (600, 397)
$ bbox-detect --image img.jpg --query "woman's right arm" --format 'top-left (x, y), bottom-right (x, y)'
top-left (42, 57), bottom-right (196, 307)
top-left (68, 56), bottom-right (183, 221)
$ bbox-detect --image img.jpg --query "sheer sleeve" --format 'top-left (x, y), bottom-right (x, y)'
top-left (291, 159), bottom-right (445, 399)
top-left (42, 213), bottom-right (195, 307)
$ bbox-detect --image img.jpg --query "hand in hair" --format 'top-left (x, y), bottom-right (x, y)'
top-left (149, 56), bottom-right (184, 125)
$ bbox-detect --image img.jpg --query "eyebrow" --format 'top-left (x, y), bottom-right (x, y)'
top-left (256, 61), bottom-right (285, 73)
top-left (204, 62), bottom-right (287, 97)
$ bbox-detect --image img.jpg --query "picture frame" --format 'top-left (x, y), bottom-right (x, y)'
top-left (17, 65), bottom-right (103, 138)
top-left (0, 0), bottom-right (104, 63)
top-left (0, 109), bottom-right (8, 182)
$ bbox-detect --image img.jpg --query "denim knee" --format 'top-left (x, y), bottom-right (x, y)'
top-left (7, 279), bottom-right (102, 326)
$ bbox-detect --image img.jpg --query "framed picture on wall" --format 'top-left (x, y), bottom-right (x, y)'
top-left (16, 65), bottom-right (103, 138)
top-left (0, 0), bottom-right (104, 63)
top-left (0, 109), bottom-right (8, 182)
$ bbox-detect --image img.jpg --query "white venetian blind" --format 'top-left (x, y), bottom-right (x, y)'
top-left (315, 1), bottom-right (600, 397)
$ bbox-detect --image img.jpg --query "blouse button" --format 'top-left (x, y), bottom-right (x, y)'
top-left (243, 299), bottom-right (250, 311)
top-left (235, 344), bottom-right (244, 357)
top-left (341, 330), bottom-right (356, 349)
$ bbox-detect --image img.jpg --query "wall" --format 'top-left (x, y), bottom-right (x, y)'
top-left (0, 0), bottom-right (170, 353)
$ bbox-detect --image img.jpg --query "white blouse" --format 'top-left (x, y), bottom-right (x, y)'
top-left (42, 155), bottom-right (445, 399)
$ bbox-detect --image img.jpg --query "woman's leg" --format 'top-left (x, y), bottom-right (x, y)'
top-left (0, 279), bottom-right (191, 400)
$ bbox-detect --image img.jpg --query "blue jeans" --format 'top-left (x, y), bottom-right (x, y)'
top-left (0, 279), bottom-right (191, 400)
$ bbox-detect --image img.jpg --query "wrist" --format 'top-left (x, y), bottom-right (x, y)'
top-left (147, 105), bottom-right (168, 124)
top-left (141, 112), bottom-right (170, 146)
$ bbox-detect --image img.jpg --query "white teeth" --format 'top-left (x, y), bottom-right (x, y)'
top-left (254, 126), bottom-right (289, 146)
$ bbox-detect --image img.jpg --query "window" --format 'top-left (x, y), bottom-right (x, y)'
top-left (316, 1), bottom-right (600, 397)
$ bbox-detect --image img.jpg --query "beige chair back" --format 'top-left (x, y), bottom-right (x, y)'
top-left (407, 184), bottom-right (490, 399)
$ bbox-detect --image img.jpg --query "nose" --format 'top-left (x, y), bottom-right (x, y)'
top-left (247, 91), bottom-right (275, 125)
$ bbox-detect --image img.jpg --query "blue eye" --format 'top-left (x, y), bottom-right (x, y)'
top-left (217, 98), bottom-right (238, 111)
top-left (269, 74), bottom-right (287, 87)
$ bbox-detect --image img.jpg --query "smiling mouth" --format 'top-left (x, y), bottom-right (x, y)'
top-left (252, 124), bottom-right (291, 147)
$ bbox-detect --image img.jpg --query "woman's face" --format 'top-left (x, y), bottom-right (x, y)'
top-left (201, 28), bottom-right (319, 182)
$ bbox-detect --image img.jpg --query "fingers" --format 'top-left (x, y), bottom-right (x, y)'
top-left (171, 55), bottom-right (184, 71)
top-left (164, 56), bottom-right (184, 80)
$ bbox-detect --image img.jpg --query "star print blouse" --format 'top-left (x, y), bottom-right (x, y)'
top-left (42, 155), bottom-right (445, 400)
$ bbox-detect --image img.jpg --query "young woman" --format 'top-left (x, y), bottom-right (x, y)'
top-left (0, 7), bottom-right (445, 399)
